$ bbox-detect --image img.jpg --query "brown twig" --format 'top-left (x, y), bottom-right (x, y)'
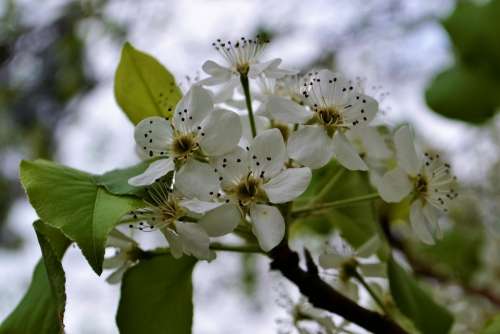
top-left (269, 241), bottom-right (408, 334)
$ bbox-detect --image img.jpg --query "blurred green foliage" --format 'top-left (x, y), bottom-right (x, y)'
top-left (426, 0), bottom-right (500, 124)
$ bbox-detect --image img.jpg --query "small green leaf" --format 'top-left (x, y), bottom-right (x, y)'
top-left (114, 42), bottom-right (182, 124)
top-left (20, 160), bottom-right (143, 274)
top-left (480, 314), bottom-right (500, 334)
top-left (96, 162), bottom-right (149, 196)
top-left (0, 261), bottom-right (63, 334)
top-left (388, 257), bottom-right (453, 334)
top-left (116, 255), bottom-right (197, 334)
top-left (426, 66), bottom-right (500, 124)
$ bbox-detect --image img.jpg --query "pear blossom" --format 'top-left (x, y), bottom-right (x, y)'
top-left (176, 129), bottom-right (311, 251)
top-left (201, 36), bottom-right (295, 86)
top-left (128, 85), bottom-right (242, 186)
top-left (267, 69), bottom-right (379, 170)
top-left (103, 229), bottom-right (139, 284)
top-left (378, 125), bottom-right (458, 244)
top-left (124, 181), bottom-right (218, 260)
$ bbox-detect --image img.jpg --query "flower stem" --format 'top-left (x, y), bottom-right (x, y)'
top-left (352, 270), bottom-right (389, 315)
top-left (292, 193), bottom-right (380, 217)
top-left (308, 167), bottom-right (346, 205)
top-left (240, 74), bottom-right (257, 137)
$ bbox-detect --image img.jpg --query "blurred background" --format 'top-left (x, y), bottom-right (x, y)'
top-left (1, 0), bottom-right (500, 333)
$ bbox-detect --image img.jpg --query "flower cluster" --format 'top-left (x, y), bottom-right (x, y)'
top-left (119, 36), bottom-right (458, 262)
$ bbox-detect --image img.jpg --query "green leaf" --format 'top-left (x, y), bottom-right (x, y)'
top-left (114, 42), bottom-right (182, 124)
top-left (96, 162), bottom-right (149, 196)
top-left (20, 160), bottom-right (143, 274)
top-left (0, 261), bottom-right (63, 334)
top-left (116, 255), bottom-right (197, 334)
top-left (387, 257), bottom-right (453, 334)
top-left (425, 66), bottom-right (500, 124)
top-left (480, 314), bottom-right (500, 334)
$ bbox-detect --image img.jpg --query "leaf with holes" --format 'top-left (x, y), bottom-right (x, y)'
top-left (115, 42), bottom-right (182, 124)
top-left (116, 255), bottom-right (197, 334)
top-left (20, 160), bottom-right (143, 274)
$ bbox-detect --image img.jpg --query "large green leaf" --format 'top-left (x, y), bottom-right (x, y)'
top-left (20, 160), bottom-right (143, 274)
top-left (116, 255), bottom-right (197, 334)
top-left (388, 257), bottom-right (453, 334)
top-left (96, 161), bottom-right (149, 196)
top-left (425, 66), bottom-right (500, 124)
top-left (114, 42), bottom-right (182, 124)
top-left (480, 314), bottom-right (500, 334)
top-left (0, 261), bottom-right (62, 334)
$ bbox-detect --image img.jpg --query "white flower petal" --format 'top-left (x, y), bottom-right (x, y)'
top-left (106, 263), bottom-right (129, 285)
top-left (134, 116), bottom-right (173, 159)
top-left (162, 228), bottom-right (183, 259)
top-left (355, 236), bottom-right (380, 258)
top-left (332, 132), bottom-right (368, 171)
top-left (103, 253), bottom-right (126, 269)
top-left (318, 253), bottom-right (344, 269)
top-left (263, 167), bottom-right (312, 204)
top-left (410, 200), bottom-right (435, 245)
top-left (174, 85), bottom-right (213, 133)
top-left (198, 203), bottom-right (241, 237)
top-left (378, 167), bottom-right (412, 202)
top-left (248, 58), bottom-right (281, 78)
top-left (262, 59), bottom-right (298, 78)
top-left (176, 222), bottom-right (211, 260)
top-left (240, 115), bottom-right (269, 146)
top-left (423, 203), bottom-right (442, 240)
top-left (266, 96), bottom-right (313, 124)
top-left (175, 159), bottom-right (219, 201)
top-left (199, 109), bottom-right (242, 156)
top-left (249, 128), bottom-right (287, 179)
top-left (200, 60), bottom-right (233, 85)
top-left (287, 126), bottom-right (334, 169)
top-left (106, 229), bottom-right (136, 249)
top-left (305, 70), bottom-right (352, 107)
top-left (351, 127), bottom-right (391, 159)
top-left (211, 146), bottom-right (249, 188)
top-left (359, 263), bottom-right (386, 278)
top-left (344, 94), bottom-right (378, 128)
top-left (180, 199), bottom-right (222, 214)
top-left (128, 158), bottom-right (174, 186)
top-left (394, 125), bottom-right (421, 176)
top-left (250, 204), bottom-right (285, 252)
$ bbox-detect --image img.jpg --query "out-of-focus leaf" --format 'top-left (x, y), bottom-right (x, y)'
top-left (20, 160), bottom-right (143, 275)
top-left (0, 261), bottom-right (61, 334)
top-left (480, 314), bottom-right (500, 334)
top-left (114, 42), bottom-right (182, 124)
top-left (96, 162), bottom-right (149, 196)
top-left (116, 255), bottom-right (196, 334)
top-left (426, 66), bottom-right (500, 124)
top-left (388, 257), bottom-right (453, 334)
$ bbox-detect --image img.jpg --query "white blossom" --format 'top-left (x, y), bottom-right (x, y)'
top-left (103, 229), bottom-right (139, 284)
top-left (377, 125), bottom-right (458, 244)
top-left (128, 85), bottom-right (242, 186)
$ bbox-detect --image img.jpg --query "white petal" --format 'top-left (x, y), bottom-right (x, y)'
top-left (162, 228), bottom-right (183, 258)
top-left (199, 109), bottom-right (242, 156)
top-left (262, 59), bottom-right (298, 78)
top-left (249, 128), bottom-right (287, 179)
top-left (106, 263), bottom-right (129, 285)
top-left (250, 204), bottom-right (285, 252)
top-left (200, 60), bottom-right (233, 85)
top-left (423, 203), bottom-right (442, 240)
top-left (211, 146), bottom-right (249, 188)
top-left (266, 96), bottom-right (313, 124)
top-left (351, 127), bottom-right (391, 159)
top-left (318, 253), bottom-right (344, 269)
top-left (355, 236), bottom-right (380, 258)
top-left (240, 115), bottom-right (269, 146)
top-left (378, 167), bottom-right (412, 202)
top-left (128, 158), bottom-right (174, 186)
top-left (263, 167), bottom-right (311, 204)
top-left (180, 199), bottom-right (222, 214)
top-left (410, 200), bottom-right (435, 245)
top-left (176, 222), bottom-right (211, 260)
top-left (174, 85), bottom-right (213, 133)
top-left (212, 78), bottom-right (239, 103)
top-left (304, 70), bottom-right (352, 107)
top-left (175, 159), bottom-right (219, 201)
top-left (360, 263), bottom-right (386, 278)
top-left (332, 132), bottom-right (368, 171)
top-left (343, 94), bottom-right (378, 128)
top-left (248, 59), bottom-right (281, 78)
top-left (287, 126), bottom-right (334, 169)
top-left (103, 253), bottom-right (126, 269)
top-left (394, 125), bottom-right (421, 175)
top-left (106, 229), bottom-right (136, 249)
top-left (134, 116), bottom-right (173, 159)
top-left (198, 203), bottom-right (241, 237)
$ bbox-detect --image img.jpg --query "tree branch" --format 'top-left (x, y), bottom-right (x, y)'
top-left (269, 241), bottom-right (408, 334)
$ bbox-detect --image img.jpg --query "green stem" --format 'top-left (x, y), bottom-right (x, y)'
top-left (240, 74), bottom-right (257, 137)
top-left (352, 270), bottom-right (389, 315)
top-left (308, 167), bottom-right (346, 205)
top-left (292, 193), bottom-right (380, 217)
